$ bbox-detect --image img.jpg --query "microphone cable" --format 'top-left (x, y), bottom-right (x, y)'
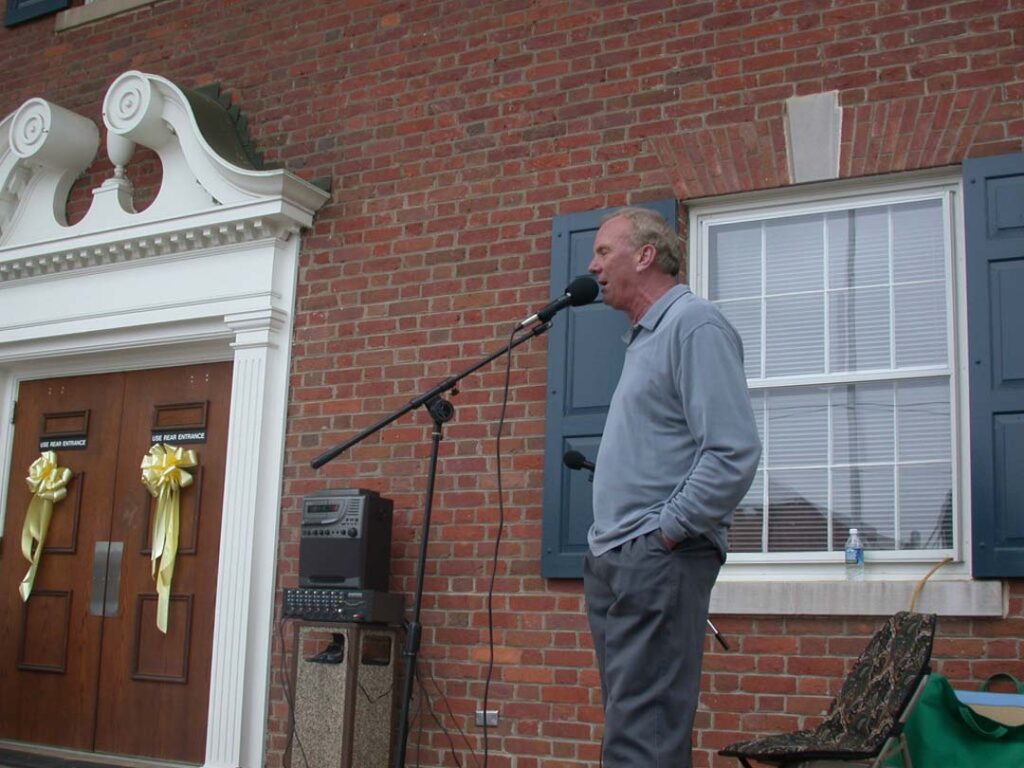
top-left (275, 611), bottom-right (310, 768)
top-left (480, 323), bottom-right (523, 767)
top-left (415, 664), bottom-right (476, 768)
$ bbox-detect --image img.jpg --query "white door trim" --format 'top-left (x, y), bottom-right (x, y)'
top-left (0, 70), bottom-right (329, 768)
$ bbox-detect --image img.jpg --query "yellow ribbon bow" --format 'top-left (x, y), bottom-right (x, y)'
top-left (141, 443), bottom-right (197, 633)
top-left (20, 451), bottom-right (72, 601)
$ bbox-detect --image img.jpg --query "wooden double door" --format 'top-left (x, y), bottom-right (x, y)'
top-left (0, 362), bottom-right (232, 763)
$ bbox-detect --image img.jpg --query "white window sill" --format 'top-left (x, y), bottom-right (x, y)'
top-left (55, 0), bottom-right (155, 31)
top-left (711, 578), bottom-right (1003, 617)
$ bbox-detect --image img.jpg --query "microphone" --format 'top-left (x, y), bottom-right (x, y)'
top-left (515, 275), bottom-right (599, 330)
top-left (563, 450), bottom-right (595, 472)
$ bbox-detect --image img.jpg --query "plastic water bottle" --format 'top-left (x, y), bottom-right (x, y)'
top-left (844, 528), bottom-right (865, 581)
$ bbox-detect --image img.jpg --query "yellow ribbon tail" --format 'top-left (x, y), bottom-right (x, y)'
top-left (19, 496), bottom-right (54, 602)
top-left (151, 488), bottom-right (180, 634)
top-left (151, 490), bottom-right (167, 578)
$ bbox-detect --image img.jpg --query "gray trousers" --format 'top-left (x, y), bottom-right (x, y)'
top-left (584, 530), bottom-right (721, 768)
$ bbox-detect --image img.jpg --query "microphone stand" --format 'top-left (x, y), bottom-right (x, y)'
top-left (310, 320), bottom-right (553, 768)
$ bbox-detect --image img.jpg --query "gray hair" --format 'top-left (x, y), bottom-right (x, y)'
top-left (603, 206), bottom-right (682, 277)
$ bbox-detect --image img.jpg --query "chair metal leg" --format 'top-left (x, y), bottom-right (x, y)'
top-left (869, 732), bottom-right (913, 768)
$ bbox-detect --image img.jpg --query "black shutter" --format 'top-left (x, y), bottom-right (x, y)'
top-left (541, 199), bottom-right (678, 578)
top-left (5, 0), bottom-right (69, 27)
top-left (964, 152), bottom-right (1024, 578)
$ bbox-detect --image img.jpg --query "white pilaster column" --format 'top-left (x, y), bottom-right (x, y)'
top-left (204, 307), bottom-right (290, 768)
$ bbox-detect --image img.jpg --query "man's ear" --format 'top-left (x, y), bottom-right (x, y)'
top-left (636, 243), bottom-right (656, 272)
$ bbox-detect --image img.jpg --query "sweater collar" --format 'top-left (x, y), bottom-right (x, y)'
top-left (623, 284), bottom-right (691, 343)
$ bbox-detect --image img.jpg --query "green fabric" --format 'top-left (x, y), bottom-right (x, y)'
top-left (888, 674), bottom-right (1024, 767)
top-left (981, 673), bottom-right (1024, 694)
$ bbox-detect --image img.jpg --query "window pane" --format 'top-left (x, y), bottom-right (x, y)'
top-left (831, 383), bottom-right (895, 464)
top-left (895, 281), bottom-right (947, 367)
top-left (829, 286), bottom-right (891, 372)
top-left (731, 470), bottom-right (764, 553)
top-left (718, 299), bottom-right (761, 378)
top-left (828, 207), bottom-right (890, 289)
top-left (710, 222), bottom-right (761, 299)
top-left (751, 389), bottom-right (765, 440)
top-left (768, 469), bottom-right (827, 552)
top-left (766, 214), bottom-right (823, 295)
top-left (899, 463), bottom-right (953, 550)
top-left (897, 378), bottom-right (951, 462)
top-left (831, 466), bottom-right (896, 551)
top-left (730, 378), bottom-right (954, 555)
top-left (766, 294), bottom-right (824, 376)
top-left (767, 388), bottom-right (828, 467)
top-left (893, 200), bottom-right (945, 282)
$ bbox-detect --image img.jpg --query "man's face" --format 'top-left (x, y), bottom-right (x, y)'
top-left (588, 215), bottom-right (640, 313)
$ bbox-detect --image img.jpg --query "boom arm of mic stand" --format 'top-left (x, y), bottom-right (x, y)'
top-left (310, 320), bottom-right (553, 469)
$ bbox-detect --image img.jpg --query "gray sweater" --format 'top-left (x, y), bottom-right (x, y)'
top-left (589, 284), bottom-right (762, 560)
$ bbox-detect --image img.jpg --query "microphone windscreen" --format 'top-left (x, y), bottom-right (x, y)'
top-left (566, 275), bottom-right (599, 307)
top-left (563, 450), bottom-right (588, 470)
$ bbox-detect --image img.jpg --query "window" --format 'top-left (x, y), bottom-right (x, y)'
top-left (691, 175), bottom-right (962, 564)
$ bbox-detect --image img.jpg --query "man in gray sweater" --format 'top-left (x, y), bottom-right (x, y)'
top-left (585, 207), bottom-right (761, 767)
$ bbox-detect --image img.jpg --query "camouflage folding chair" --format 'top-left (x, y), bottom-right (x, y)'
top-left (719, 611), bottom-right (937, 768)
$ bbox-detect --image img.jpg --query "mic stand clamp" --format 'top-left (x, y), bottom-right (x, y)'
top-left (426, 395), bottom-right (455, 425)
top-left (309, 321), bottom-right (553, 768)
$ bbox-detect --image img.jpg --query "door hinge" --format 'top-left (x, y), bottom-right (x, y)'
top-left (10, 400), bottom-right (15, 425)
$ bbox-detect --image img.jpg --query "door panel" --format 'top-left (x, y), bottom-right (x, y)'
top-left (0, 363), bottom-right (231, 762)
top-left (0, 373), bottom-right (126, 749)
top-left (93, 362), bottom-right (231, 762)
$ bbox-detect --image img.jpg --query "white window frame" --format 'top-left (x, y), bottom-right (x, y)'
top-left (688, 168), bottom-right (1002, 616)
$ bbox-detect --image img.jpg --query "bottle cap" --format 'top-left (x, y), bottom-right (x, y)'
top-left (850, 528), bottom-right (858, 535)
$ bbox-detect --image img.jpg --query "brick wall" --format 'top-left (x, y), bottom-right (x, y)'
top-left (2, 1), bottom-right (1022, 766)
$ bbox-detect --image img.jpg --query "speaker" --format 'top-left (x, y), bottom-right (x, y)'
top-left (290, 622), bottom-right (402, 768)
top-left (299, 489), bottom-right (392, 591)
